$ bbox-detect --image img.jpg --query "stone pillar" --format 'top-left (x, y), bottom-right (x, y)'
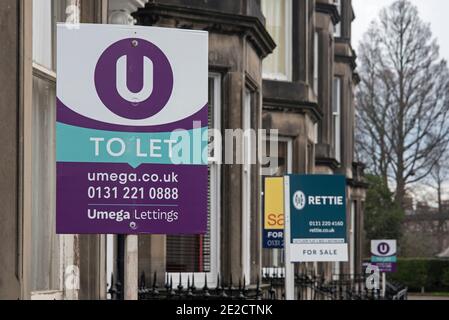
top-left (124, 235), bottom-right (139, 300)
top-left (0, 0), bottom-right (22, 300)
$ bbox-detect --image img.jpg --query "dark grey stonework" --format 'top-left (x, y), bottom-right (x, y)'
top-left (0, 0), bottom-right (21, 300)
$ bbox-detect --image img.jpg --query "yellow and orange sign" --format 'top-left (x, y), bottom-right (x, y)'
top-left (263, 177), bottom-right (284, 248)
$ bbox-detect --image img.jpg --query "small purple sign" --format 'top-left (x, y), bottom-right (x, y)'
top-left (56, 24), bottom-right (209, 234)
top-left (370, 240), bottom-right (398, 273)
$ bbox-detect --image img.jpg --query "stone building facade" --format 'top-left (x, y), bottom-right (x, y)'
top-left (0, 0), bottom-right (365, 300)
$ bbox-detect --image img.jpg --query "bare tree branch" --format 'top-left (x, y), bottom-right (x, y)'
top-left (355, 0), bottom-right (449, 206)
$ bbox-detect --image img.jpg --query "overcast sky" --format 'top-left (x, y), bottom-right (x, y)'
top-left (352, 0), bottom-right (449, 62)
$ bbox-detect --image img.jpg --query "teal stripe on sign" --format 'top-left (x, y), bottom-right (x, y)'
top-left (371, 256), bottom-right (397, 263)
top-left (56, 122), bottom-right (208, 168)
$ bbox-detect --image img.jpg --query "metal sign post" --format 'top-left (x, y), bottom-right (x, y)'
top-left (284, 176), bottom-right (295, 300)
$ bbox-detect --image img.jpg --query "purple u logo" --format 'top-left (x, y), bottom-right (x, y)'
top-left (94, 38), bottom-right (174, 120)
top-left (377, 242), bottom-right (390, 255)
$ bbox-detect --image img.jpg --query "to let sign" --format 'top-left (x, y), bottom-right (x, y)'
top-left (285, 175), bottom-right (348, 262)
top-left (56, 24), bottom-right (208, 234)
top-left (371, 240), bottom-right (397, 273)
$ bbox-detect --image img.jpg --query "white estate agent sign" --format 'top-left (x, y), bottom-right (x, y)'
top-left (56, 23), bottom-right (209, 234)
top-left (284, 175), bottom-right (348, 262)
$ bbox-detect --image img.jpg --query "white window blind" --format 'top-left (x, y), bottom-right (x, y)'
top-left (261, 0), bottom-right (292, 81)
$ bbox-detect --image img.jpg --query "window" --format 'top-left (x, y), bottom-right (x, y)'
top-left (33, 0), bottom-right (80, 71)
top-left (333, 77), bottom-right (342, 162)
top-left (313, 31), bottom-right (319, 95)
top-left (334, 0), bottom-right (342, 37)
top-left (262, 137), bottom-right (293, 177)
top-left (166, 74), bottom-right (221, 285)
top-left (261, 0), bottom-right (292, 81)
top-left (31, 0), bottom-right (80, 295)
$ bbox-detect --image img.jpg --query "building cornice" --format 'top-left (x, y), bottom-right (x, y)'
top-left (347, 178), bottom-right (369, 189)
top-left (335, 39), bottom-right (357, 70)
top-left (315, 2), bottom-right (341, 25)
top-left (262, 98), bottom-right (321, 121)
top-left (263, 80), bottom-right (322, 122)
top-left (348, 162), bottom-right (368, 189)
top-left (133, 2), bottom-right (276, 58)
top-left (315, 143), bottom-right (340, 171)
top-left (315, 157), bottom-right (340, 171)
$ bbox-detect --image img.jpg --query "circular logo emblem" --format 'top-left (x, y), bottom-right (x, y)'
top-left (293, 191), bottom-right (306, 211)
top-left (377, 242), bottom-right (390, 255)
top-left (94, 38), bottom-right (174, 120)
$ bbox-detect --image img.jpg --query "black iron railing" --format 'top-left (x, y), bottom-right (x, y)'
top-left (107, 271), bottom-right (407, 300)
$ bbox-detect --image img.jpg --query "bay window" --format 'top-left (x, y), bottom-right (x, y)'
top-left (261, 0), bottom-right (292, 81)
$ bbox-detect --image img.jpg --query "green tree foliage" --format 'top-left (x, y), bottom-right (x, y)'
top-left (390, 259), bottom-right (449, 292)
top-left (364, 175), bottom-right (405, 242)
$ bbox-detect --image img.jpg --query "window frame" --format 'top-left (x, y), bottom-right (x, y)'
top-left (333, 76), bottom-right (342, 163)
top-left (313, 31), bottom-right (319, 95)
top-left (241, 88), bottom-right (253, 282)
